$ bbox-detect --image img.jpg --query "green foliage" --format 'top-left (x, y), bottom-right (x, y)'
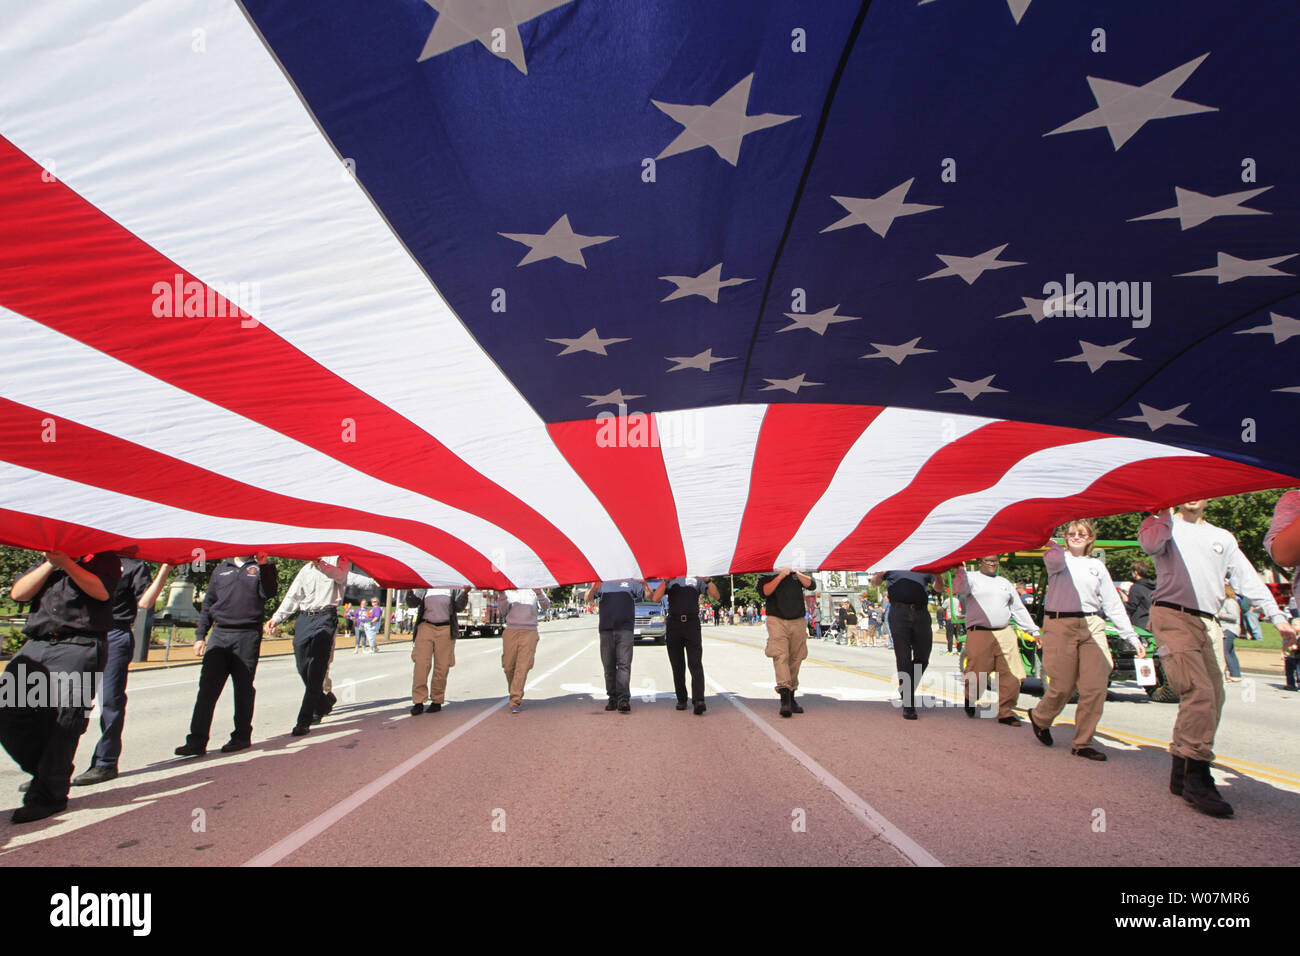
top-left (546, 584), bottom-right (574, 605)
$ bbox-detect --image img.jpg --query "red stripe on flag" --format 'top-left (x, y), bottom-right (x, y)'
top-left (0, 135), bottom-right (594, 585)
top-left (824, 421), bottom-right (1077, 569)
top-left (916, 455), bottom-right (1297, 572)
top-left (0, 508), bottom-right (426, 586)
top-left (730, 405), bottom-right (881, 572)
top-left (0, 399), bottom-right (508, 587)
top-left (547, 415), bottom-right (685, 579)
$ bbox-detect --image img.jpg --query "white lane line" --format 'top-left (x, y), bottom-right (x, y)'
top-left (706, 675), bottom-right (943, 868)
top-left (243, 639), bottom-right (595, 867)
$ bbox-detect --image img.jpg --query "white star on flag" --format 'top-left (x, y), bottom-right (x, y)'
top-left (417, 0), bottom-right (573, 74)
top-left (659, 263), bottom-right (752, 303)
top-left (1129, 186), bottom-right (1271, 231)
top-left (665, 349), bottom-right (734, 372)
top-left (861, 337), bottom-right (936, 365)
top-left (1234, 312), bottom-right (1300, 345)
top-left (1045, 53), bottom-right (1217, 150)
top-left (761, 373), bottom-right (823, 395)
top-left (778, 305), bottom-right (862, 336)
top-left (998, 291), bottom-right (1081, 323)
top-left (500, 214), bottom-right (617, 267)
top-left (919, 0), bottom-right (1033, 24)
top-left (1120, 403), bottom-right (1195, 431)
top-left (546, 328), bottom-right (630, 356)
top-left (1176, 252), bottom-right (1295, 284)
top-left (582, 388), bottom-right (644, 407)
top-left (652, 73), bottom-right (799, 167)
top-left (921, 244), bottom-right (1025, 285)
top-left (939, 375), bottom-right (1006, 400)
top-left (1274, 386), bottom-right (1300, 395)
top-left (1057, 338), bottom-right (1140, 373)
top-left (821, 178), bottom-right (941, 238)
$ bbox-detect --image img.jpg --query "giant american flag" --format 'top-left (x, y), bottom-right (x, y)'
top-left (0, 0), bottom-right (1296, 588)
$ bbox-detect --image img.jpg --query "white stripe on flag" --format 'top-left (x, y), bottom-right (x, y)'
top-left (0, 462), bottom-right (467, 584)
top-left (0, 308), bottom-right (556, 586)
top-left (656, 405), bottom-right (767, 576)
top-left (0, 0), bottom-right (637, 581)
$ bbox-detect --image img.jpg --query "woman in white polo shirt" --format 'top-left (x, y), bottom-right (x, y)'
top-left (1028, 519), bottom-right (1144, 761)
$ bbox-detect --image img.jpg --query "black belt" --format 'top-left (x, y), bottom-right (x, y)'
top-left (1045, 611), bottom-right (1089, 619)
top-left (1154, 601), bottom-right (1214, 621)
top-left (425, 620), bottom-right (450, 626)
top-left (967, 625), bottom-right (997, 632)
top-left (34, 632), bottom-right (104, 646)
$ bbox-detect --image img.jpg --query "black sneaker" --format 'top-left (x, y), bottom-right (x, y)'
top-left (902, 706), bottom-right (918, 720)
top-left (290, 725), bottom-right (310, 737)
top-left (1028, 711), bottom-right (1053, 747)
top-left (693, 702), bottom-right (707, 716)
top-left (174, 743), bottom-right (206, 757)
top-left (604, 699), bottom-right (617, 711)
top-left (427, 702), bottom-right (442, 713)
top-left (1072, 747), bottom-right (1107, 761)
top-left (675, 700), bottom-right (688, 711)
top-left (72, 765), bottom-right (118, 786)
top-left (410, 703), bottom-right (425, 716)
top-left (997, 715), bottom-right (1022, 727)
top-left (617, 699), bottom-right (631, 713)
top-left (220, 739), bottom-right (251, 754)
top-left (11, 801), bottom-right (66, 824)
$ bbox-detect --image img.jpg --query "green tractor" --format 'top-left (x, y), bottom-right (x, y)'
top-left (946, 544), bottom-right (1178, 703)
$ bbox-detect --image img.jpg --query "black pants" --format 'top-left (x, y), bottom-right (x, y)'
top-left (889, 603), bottom-right (932, 707)
top-left (293, 609), bottom-right (336, 728)
top-left (0, 637), bottom-right (104, 807)
top-left (665, 617), bottom-right (705, 703)
top-left (186, 627), bottom-right (260, 748)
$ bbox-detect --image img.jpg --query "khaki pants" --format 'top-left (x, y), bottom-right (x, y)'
top-left (1152, 605), bottom-right (1225, 761)
top-left (411, 622), bottom-right (455, 706)
top-left (1032, 616), bottom-right (1113, 749)
top-left (964, 626), bottom-right (1021, 718)
top-left (501, 628), bottom-right (539, 707)
top-left (765, 616), bottom-right (807, 692)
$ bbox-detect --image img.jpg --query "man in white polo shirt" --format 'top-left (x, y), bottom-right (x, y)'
top-left (1141, 500), bottom-right (1296, 817)
top-left (949, 556), bottom-right (1040, 725)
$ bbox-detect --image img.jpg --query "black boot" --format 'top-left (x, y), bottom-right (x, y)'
top-left (1181, 758), bottom-right (1233, 818)
top-left (778, 688), bottom-right (792, 718)
top-left (1169, 753), bottom-right (1185, 795)
top-left (789, 693), bottom-right (803, 714)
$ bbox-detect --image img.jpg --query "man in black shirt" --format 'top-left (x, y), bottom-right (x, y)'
top-left (871, 570), bottom-right (936, 720)
top-left (175, 554), bottom-right (278, 756)
top-left (2, 551), bottom-right (122, 823)
top-left (650, 576), bottom-right (719, 715)
top-left (74, 557), bottom-right (172, 786)
top-left (758, 568), bottom-right (817, 717)
top-left (583, 579), bottom-right (646, 712)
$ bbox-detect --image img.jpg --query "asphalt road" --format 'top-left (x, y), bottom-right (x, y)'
top-left (0, 618), bottom-right (1296, 866)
